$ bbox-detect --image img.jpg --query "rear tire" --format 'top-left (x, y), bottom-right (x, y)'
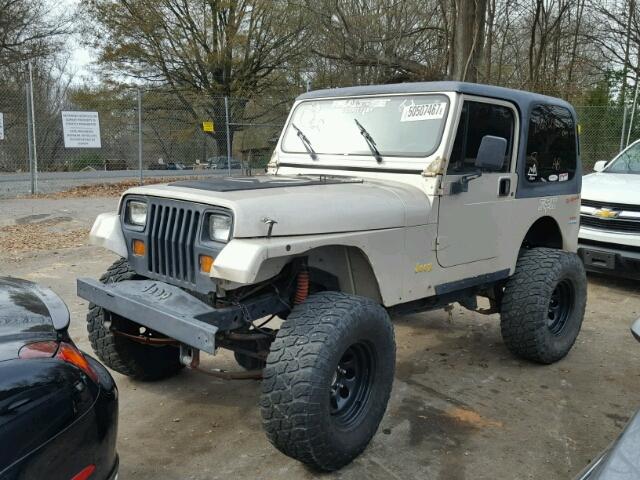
top-left (500, 248), bottom-right (587, 364)
top-left (86, 258), bottom-right (183, 381)
top-left (260, 292), bottom-right (395, 471)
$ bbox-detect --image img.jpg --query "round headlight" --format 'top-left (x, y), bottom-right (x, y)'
top-left (127, 200), bottom-right (148, 226)
top-left (209, 214), bottom-right (232, 243)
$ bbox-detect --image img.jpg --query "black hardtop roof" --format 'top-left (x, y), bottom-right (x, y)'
top-left (296, 81), bottom-right (574, 113)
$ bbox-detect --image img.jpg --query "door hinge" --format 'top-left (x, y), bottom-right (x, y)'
top-left (435, 236), bottom-right (448, 251)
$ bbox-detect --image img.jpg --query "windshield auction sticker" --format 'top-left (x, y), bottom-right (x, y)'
top-left (401, 102), bottom-right (446, 122)
top-left (332, 98), bottom-right (389, 114)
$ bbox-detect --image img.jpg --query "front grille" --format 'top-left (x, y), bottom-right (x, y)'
top-left (582, 199), bottom-right (640, 212)
top-left (580, 215), bottom-right (640, 233)
top-left (147, 203), bottom-right (201, 284)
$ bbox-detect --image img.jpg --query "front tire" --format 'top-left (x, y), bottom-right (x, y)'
top-left (500, 247), bottom-right (587, 364)
top-left (86, 258), bottom-right (183, 381)
top-left (260, 292), bottom-right (395, 471)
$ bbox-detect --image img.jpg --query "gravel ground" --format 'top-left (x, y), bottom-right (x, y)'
top-left (1, 196), bottom-right (639, 480)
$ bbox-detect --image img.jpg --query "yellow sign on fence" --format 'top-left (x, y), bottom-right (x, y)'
top-left (202, 121), bottom-right (215, 133)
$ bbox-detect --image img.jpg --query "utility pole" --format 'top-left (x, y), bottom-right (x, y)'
top-left (138, 89), bottom-right (143, 185)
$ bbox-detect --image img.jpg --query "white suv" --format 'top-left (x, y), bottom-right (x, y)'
top-left (578, 140), bottom-right (640, 278)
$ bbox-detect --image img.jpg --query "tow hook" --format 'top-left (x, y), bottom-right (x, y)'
top-left (180, 343), bottom-right (263, 380)
top-left (180, 344), bottom-right (200, 368)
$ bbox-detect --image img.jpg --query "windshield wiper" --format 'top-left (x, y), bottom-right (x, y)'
top-left (354, 118), bottom-right (382, 163)
top-left (291, 123), bottom-right (317, 160)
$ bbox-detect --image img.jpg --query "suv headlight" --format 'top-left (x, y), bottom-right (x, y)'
top-left (208, 213), bottom-right (232, 243)
top-left (127, 200), bottom-right (148, 226)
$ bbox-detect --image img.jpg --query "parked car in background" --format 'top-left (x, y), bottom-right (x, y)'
top-left (578, 140), bottom-right (640, 278)
top-left (206, 156), bottom-right (242, 170)
top-left (575, 318), bottom-right (640, 479)
top-left (167, 162), bottom-right (191, 170)
top-left (0, 277), bottom-right (118, 480)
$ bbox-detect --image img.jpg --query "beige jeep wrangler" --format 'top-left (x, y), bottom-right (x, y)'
top-left (78, 81), bottom-right (587, 471)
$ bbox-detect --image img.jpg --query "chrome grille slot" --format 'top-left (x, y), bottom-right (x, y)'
top-left (580, 215), bottom-right (640, 233)
top-left (147, 202), bottom-right (200, 285)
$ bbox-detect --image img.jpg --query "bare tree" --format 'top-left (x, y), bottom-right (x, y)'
top-left (0, 0), bottom-right (73, 68)
top-left (83, 0), bottom-right (307, 155)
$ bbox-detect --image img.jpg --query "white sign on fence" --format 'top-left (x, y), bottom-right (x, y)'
top-left (0, 113), bottom-right (4, 141)
top-left (61, 111), bottom-right (101, 148)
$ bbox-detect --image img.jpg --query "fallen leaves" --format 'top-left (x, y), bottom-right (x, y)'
top-left (445, 407), bottom-right (504, 429)
top-left (0, 219), bottom-right (89, 255)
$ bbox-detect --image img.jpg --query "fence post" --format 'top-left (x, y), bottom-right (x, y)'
top-left (28, 61), bottom-right (38, 194)
top-left (224, 96), bottom-right (231, 176)
top-left (138, 88), bottom-right (143, 185)
top-left (25, 83), bottom-right (35, 194)
top-left (620, 104), bottom-right (628, 152)
top-left (627, 80), bottom-right (639, 148)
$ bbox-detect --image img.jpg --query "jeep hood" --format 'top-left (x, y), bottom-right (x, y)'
top-left (124, 175), bottom-right (431, 237)
top-left (582, 173), bottom-right (640, 205)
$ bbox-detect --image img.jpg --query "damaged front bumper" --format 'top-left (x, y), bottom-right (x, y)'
top-left (77, 278), bottom-right (286, 354)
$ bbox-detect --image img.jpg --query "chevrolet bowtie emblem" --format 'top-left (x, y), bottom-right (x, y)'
top-left (593, 208), bottom-right (619, 219)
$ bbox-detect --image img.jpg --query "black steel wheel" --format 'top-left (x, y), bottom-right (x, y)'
top-left (547, 279), bottom-right (575, 335)
top-left (330, 342), bottom-right (375, 428)
top-left (261, 292), bottom-right (395, 471)
top-left (501, 248), bottom-right (587, 364)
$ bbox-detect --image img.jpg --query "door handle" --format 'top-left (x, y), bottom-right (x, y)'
top-left (498, 177), bottom-right (510, 197)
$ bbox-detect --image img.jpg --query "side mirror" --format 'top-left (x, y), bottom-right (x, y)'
top-left (631, 318), bottom-right (640, 343)
top-left (593, 160), bottom-right (607, 172)
top-left (475, 135), bottom-right (507, 171)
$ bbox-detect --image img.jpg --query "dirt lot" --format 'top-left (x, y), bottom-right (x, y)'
top-left (1, 196), bottom-right (639, 480)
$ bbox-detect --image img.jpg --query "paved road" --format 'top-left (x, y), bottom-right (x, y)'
top-left (0, 169), bottom-right (239, 198)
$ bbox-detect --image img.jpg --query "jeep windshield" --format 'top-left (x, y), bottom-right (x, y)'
top-left (605, 142), bottom-right (640, 174)
top-left (281, 94), bottom-right (449, 158)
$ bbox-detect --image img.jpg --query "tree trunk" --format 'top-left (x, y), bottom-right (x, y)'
top-left (483, 0), bottom-right (496, 82)
top-left (451, 0), bottom-right (488, 82)
top-left (620, 0), bottom-right (635, 106)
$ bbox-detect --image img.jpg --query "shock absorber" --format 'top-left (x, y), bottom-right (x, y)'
top-left (294, 268), bottom-right (310, 305)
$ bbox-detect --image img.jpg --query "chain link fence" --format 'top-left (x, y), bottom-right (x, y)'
top-left (575, 105), bottom-right (629, 171)
top-left (0, 82), bottom-right (635, 197)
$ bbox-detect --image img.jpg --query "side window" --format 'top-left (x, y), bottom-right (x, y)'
top-left (525, 105), bottom-right (577, 183)
top-left (447, 100), bottom-right (515, 174)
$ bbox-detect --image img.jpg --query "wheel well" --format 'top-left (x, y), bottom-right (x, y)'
top-left (305, 245), bottom-right (383, 303)
top-left (522, 216), bottom-right (563, 249)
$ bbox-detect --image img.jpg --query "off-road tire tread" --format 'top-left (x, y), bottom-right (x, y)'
top-left (260, 291), bottom-right (395, 471)
top-left (86, 257), bottom-right (183, 380)
top-left (500, 247), bottom-right (586, 364)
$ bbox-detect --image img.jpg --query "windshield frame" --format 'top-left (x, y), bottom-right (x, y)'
top-left (280, 93), bottom-right (451, 159)
top-left (603, 139), bottom-right (640, 174)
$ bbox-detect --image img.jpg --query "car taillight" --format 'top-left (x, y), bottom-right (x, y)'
top-left (19, 341), bottom-right (98, 382)
top-left (56, 342), bottom-right (99, 382)
top-left (70, 464), bottom-right (96, 480)
top-left (18, 340), bottom-right (58, 358)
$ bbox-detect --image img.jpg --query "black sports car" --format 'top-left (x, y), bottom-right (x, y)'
top-left (0, 277), bottom-right (118, 480)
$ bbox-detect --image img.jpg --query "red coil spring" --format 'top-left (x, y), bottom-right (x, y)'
top-left (294, 270), bottom-right (310, 305)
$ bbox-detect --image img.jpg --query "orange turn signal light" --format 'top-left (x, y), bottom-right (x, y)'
top-left (132, 239), bottom-right (146, 256)
top-left (199, 255), bottom-right (214, 273)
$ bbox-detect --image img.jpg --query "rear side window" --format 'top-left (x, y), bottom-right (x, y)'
top-left (447, 101), bottom-right (515, 174)
top-left (525, 105), bottom-right (577, 183)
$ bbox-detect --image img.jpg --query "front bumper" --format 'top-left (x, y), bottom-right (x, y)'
top-left (578, 240), bottom-right (640, 279)
top-left (77, 278), bottom-right (287, 354)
